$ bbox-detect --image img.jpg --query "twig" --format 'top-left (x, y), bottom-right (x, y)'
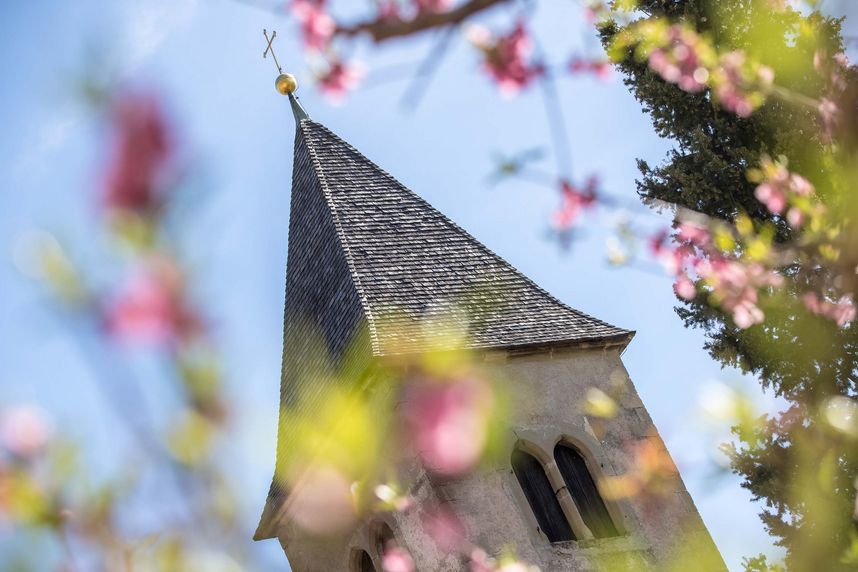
top-left (335, 0), bottom-right (511, 43)
top-left (399, 26), bottom-right (457, 110)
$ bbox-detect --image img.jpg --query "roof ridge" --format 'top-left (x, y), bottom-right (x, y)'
top-left (298, 120), bottom-right (383, 355)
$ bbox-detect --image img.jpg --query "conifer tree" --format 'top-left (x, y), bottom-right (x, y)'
top-left (603, 1), bottom-right (858, 568)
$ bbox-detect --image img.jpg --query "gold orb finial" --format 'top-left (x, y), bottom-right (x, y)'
top-left (275, 73), bottom-right (298, 95)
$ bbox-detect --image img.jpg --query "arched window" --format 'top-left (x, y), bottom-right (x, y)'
top-left (375, 522), bottom-right (396, 560)
top-left (554, 443), bottom-right (618, 538)
top-left (357, 549), bottom-right (376, 572)
top-left (511, 447), bottom-right (574, 542)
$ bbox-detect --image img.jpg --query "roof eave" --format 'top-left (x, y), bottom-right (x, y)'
top-left (493, 330), bottom-right (635, 357)
top-left (254, 496), bottom-right (281, 541)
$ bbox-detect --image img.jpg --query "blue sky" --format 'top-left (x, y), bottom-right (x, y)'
top-left (3, 0), bottom-right (855, 569)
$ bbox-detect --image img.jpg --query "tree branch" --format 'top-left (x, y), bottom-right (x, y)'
top-left (334, 0), bottom-right (512, 43)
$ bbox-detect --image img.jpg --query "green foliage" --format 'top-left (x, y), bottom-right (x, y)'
top-left (603, 1), bottom-right (858, 569)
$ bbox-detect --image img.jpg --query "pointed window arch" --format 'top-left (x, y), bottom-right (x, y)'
top-left (375, 522), bottom-right (397, 561)
top-left (511, 447), bottom-right (575, 542)
top-left (357, 549), bottom-right (376, 572)
top-left (553, 443), bottom-right (618, 538)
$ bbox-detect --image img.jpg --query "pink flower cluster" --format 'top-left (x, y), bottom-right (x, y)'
top-left (803, 292), bottom-right (856, 327)
top-left (467, 23), bottom-right (544, 95)
top-left (291, 0), bottom-right (335, 51)
top-left (413, 0), bottom-right (452, 14)
top-left (814, 51), bottom-right (850, 141)
top-left (106, 256), bottom-right (200, 346)
top-left (103, 94), bottom-right (173, 214)
top-left (317, 59), bottom-right (365, 102)
top-left (382, 545), bottom-right (415, 572)
top-left (568, 57), bottom-right (613, 80)
top-left (712, 51), bottom-right (773, 118)
top-left (401, 375), bottom-right (493, 476)
top-left (552, 177), bottom-right (599, 232)
top-left (652, 221), bottom-right (783, 329)
top-left (753, 160), bottom-right (817, 228)
top-left (0, 406), bottom-right (52, 461)
top-left (647, 25), bottom-right (710, 93)
top-left (697, 258), bottom-right (783, 329)
top-left (645, 25), bottom-right (773, 117)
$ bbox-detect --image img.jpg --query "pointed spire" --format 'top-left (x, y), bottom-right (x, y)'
top-left (288, 92), bottom-right (310, 122)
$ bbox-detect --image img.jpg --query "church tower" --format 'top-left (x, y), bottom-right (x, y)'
top-left (254, 79), bottom-right (725, 572)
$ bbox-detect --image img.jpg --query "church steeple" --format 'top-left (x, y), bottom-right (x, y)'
top-left (254, 37), bottom-right (723, 572)
top-left (255, 113), bottom-right (633, 540)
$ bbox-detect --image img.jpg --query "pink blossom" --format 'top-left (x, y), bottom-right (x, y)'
top-left (753, 162), bottom-right (816, 219)
top-left (103, 93), bottom-right (172, 214)
top-left (674, 275), bottom-right (696, 300)
top-left (401, 375), bottom-right (493, 476)
top-left (468, 22), bottom-right (543, 95)
top-left (731, 298), bottom-right (764, 329)
top-left (382, 546), bottom-right (415, 572)
top-left (568, 57), bottom-right (613, 80)
top-left (286, 464), bottom-right (358, 534)
top-left (470, 549), bottom-right (495, 572)
top-left (647, 26), bottom-right (708, 93)
top-left (789, 174), bottom-right (813, 196)
top-left (377, 1), bottom-right (402, 21)
top-left (552, 177), bottom-right (598, 231)
top-left (695, 259), bottom-right (781, 329)
top-left (106, 257), bottom-right (198, 345)
top-left (422, 504), bottom-right (468, 552)
top-left (803, 292), bottom-right (856, 326)
top-left (754, 182), bottom-right (787, 214)
top-left (648, 229), bottom-right (670, 257)
top-left (818, 97), bottom-right (840, 142)
top-left (677, 221), bottom-right (710, 246)
top-left (413, 0), bottom-right (452, 14)
top-left (291, 0), bottom-right (335, 51)
top-left (786, 207), bottom-right (804, 228)
top-left (814, 50), bottom-right (849, 91)
top-left (318, 60), bottom-right (364, 102)
top-left (0, 406), bottom-right (52, 460)
top-left (713, 52), bottom-right (754, 117)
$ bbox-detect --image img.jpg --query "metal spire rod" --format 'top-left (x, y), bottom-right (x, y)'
top-left (261, 29), bottom-right (310, 122)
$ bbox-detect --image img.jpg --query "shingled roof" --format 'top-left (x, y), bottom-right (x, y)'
top-left (293, 119), bottom-right (630, 354)
top-left (255, 117), bottom-right (632, 540)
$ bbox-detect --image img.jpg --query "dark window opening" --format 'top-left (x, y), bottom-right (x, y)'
top-left (358, 549), bottom-right (376, 572)
top-left (376, 523), bottom-right (396, 559)
top-left (511, 447), bottom-right (575, 542)
top-left (554, 444), bottom-right (619, 538)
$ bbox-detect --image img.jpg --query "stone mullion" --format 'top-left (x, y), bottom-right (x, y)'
top-left (544, 460), bottom-right (594, 541)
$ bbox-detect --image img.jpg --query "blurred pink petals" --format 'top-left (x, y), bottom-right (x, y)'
top-left (402, 375), bottom-right (493, 476)
top-left (413, 0), bottom-right (452, 14)
top-left (673, 275), bottom-right (696, 300)
top-left (318, 59), bottom-right (365, 102)
top-left (754, 182), bottom-right (787, 215)
top-left (803, 292), bottom-right (856, 326)
top-left (568, 57), bottom-right (613, 80)
top-left (647, 26), bottom-right (709, 93)
top-left (106, 257), bottom-right (198, 345)
top-left (287, 464), bottom-right (358, 535)
top-left (0, 406), bottom-right (52, 460)
top-left (468, 22), bottom-right (543, 95)
top-left (382, 545), bottom-right (415, 572)
top-left (103, 93), bottom-right (173, 214)
top-left (421, 504), bottom-right (468, 552)
top-left (552, 177), bottom-right (598, 232)
top-left (292, 0), bottom-right (335, 51)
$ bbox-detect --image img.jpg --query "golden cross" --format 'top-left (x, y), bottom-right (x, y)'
top-left (263, 29), bottom-right (283, 75)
